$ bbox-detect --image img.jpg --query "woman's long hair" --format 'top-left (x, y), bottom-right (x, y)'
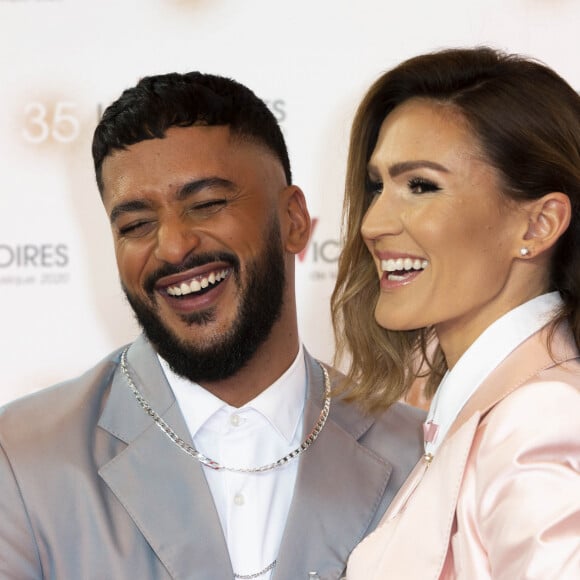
top-left (331, 47), bottom-right (580, 413)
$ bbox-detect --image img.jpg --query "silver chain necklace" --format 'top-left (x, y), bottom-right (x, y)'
top-left (120, 348), bottom-right (331, 579)
top-left (120, 346), bottom-right (332, 473)
top-left (233, 559), bottom-right (277, 579)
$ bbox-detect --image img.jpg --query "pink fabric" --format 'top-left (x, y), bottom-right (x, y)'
top-left (451, 380), bottom-right (580, 579)
top-left (347, 328), bottom-right (580, 580)
top-left (423, 420), bottom-right (440, 444)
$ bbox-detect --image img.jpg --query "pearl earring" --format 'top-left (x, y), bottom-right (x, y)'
top-left (520, 247), bottom-right (530, 257)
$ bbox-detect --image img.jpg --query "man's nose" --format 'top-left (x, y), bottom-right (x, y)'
top-left (154, 218), bottom-right (202, 264)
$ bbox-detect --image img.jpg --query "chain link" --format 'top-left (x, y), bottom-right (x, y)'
top-left (233, 559), bottom-right (277, 579)
top-left (120, 347), bottom-right (332, 473)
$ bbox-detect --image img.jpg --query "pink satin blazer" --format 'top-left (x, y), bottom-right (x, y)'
top-left (347, 324), bottom-right (580, 579)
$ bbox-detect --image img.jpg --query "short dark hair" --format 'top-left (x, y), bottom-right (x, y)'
top-left (92, 71), bottom-right (291, 192)
top-left (332, 46), bottom-right (580, 412)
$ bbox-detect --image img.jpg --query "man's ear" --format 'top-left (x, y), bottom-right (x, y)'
top-left (519, 192), bottom-right (571, 258)
top-left (280, 186), bottom-right (311, 254)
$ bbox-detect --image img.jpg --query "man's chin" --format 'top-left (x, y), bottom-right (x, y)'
top-left (167, 306), bottom-right (241, 341)
top-left (177, 307), bottom-right (217, 326)
top-left (147, 330), bottom-right (253, 384)
top-left (131, 308), bottom-right (247, 383)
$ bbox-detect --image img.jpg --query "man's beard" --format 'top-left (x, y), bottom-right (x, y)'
top-left (123, 218), bottom-right (286, 384)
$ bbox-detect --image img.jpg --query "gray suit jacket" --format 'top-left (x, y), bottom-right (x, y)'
top-left (0, 336), bottom-right (424, 579)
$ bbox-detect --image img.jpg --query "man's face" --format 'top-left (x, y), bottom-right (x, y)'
top-left (100, 125), bottom-right (293, 383)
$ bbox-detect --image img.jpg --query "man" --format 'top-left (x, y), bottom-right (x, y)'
top-left (0, 72), bottom-right (424, 579)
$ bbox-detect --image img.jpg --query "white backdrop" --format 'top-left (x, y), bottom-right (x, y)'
top-left (1, 0), bottom-right (579, 406)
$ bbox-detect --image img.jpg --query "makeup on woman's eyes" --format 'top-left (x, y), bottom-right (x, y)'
top-left (364, 175), bottom-right (441, 198)
top-left (407, 176), bottom-right (441, 194)
top-left (365, 175), bottom-right (383, 198)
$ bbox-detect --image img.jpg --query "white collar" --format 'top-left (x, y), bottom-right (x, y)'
top-left (425, 292), bottom-right (563, 455)
top-left (158, 344), bottom-right (306, 444)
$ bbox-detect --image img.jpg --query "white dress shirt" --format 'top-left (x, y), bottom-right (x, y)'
top-left (158, 346), bottom-right (306, 580)
top-left (425, 292), bottom-right (563, 457)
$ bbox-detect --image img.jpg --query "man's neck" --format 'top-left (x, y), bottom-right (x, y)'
top-left (198, 330), bottom-right (301, 407)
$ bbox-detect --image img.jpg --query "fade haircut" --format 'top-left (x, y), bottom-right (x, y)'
top-left (92, 71), bottom-right (291, 192)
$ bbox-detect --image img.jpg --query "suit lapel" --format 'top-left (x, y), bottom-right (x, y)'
top-left (387, 414), bottom-right (480, 579)
top-left (450, 323), bottom-right (578, 437)
top-left (374, 323), bottom-right (580, 579)
top-left (275, 354), bottom-right (393, 580)
top-left (97, 337), bottom-right (232, 580)
top-left (420, 325), bottom-right (577, 578)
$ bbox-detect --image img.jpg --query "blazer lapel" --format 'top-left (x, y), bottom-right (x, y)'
top-left (348, 413), bottom-right (478, 580)
top-left (275, 354), bottom-right (393, 580)
top-left (450, 322), bottom-right (578, 437)
top-left (370, 323), bottom-right (580, 580)
top-left (97, 337), bottom-right (232, 580)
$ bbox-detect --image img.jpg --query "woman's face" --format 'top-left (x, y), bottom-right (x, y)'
top-left (362, 98), bottom-right (535, 365)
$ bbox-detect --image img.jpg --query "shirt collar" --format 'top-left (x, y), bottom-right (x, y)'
top-left (425, 292), bottom-right (563, 454)
top-left (158, 344), bottom-right (306, 444)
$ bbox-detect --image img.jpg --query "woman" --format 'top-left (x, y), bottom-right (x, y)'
top-left (331, 47), bottom-right (580, 579)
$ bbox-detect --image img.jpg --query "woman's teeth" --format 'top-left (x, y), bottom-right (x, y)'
top-left (381, 258), bottom-right (428, 273)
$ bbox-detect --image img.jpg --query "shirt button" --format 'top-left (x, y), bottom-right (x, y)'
top-left (233, 493), bottom-right (245, 506)
top-left (230, 413), bottom-right (241, 427)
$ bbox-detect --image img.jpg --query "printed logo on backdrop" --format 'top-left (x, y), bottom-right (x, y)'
top-left (21, 98), bottom-right (284, 149)
top-left (298, 218), bottom-right (340, 281)
top-left (21, 98), bottom-right (91, 150)
top-left (0, 243), bottom-right (70, 286)
top-left (263, 100), bottom-right (286, 123)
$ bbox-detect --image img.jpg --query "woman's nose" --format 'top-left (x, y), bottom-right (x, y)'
top-left (361, 190), bottom-right (403, 241)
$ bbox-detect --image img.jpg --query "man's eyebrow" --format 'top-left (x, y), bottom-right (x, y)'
top-left (109, 200), bottom-right (150, 224)
top-left (108, 178), bottom-right (238, 224)
top-left (176, 177), bottom-right (237, 201)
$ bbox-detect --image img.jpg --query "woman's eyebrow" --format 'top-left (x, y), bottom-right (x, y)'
top-left (388, 160), bottom-right (450, 178)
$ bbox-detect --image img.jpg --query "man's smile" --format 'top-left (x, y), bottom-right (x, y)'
top-left (164, 267), bottom-right (232, 297)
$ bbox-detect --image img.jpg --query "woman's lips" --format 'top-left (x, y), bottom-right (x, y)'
top-left (378, 255), bottom-right (429, 289)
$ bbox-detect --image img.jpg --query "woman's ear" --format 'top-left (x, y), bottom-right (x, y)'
top-left (519, 192), bottom-right (571, 258)
top-left (280, 186), bottom-right (312, 254)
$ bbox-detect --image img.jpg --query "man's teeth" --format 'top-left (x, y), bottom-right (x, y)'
top-left (166, 269), bottom-right (229, 296)
top-left (381, 258), bottom-right (429, 273)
